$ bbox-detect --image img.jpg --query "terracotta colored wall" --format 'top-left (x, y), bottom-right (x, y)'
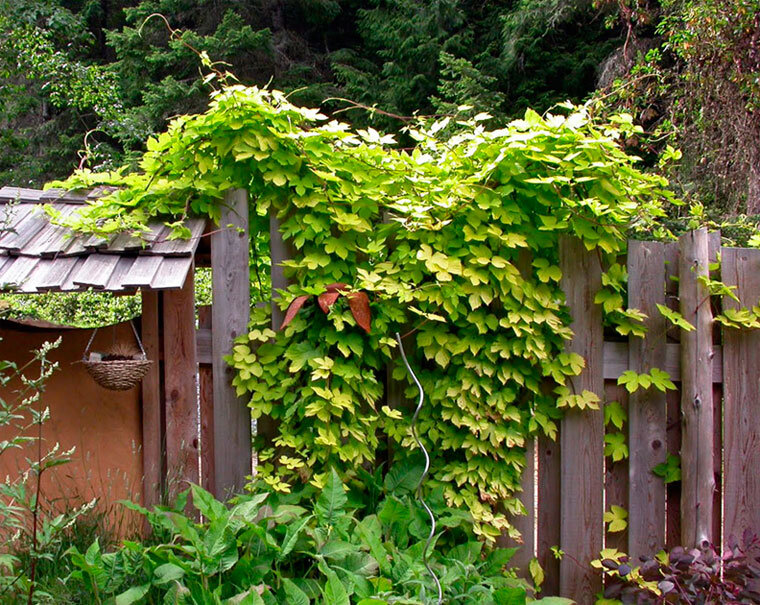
top-left (0, 322), bottom-right (143, 537)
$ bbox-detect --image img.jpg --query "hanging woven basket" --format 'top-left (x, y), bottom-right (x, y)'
top-left (82, 321), bottom-right (152, 391)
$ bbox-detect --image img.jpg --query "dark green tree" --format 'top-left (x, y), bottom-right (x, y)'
top-left (0, 0), bottom-right (627, 184)
top-left (0, 0), bottom-right (122, 185)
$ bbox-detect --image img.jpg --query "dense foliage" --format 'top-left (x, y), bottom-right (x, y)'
top-left (0, 0), bottom-right (628, 186)
top-left (0, 0), bottom-right (755, 220)
top-left (0, 0), bottom-right (121, 185)
top-left (53, 470), bottom-right (572, 604)
top-left (51, 83), bottom-right (672, 538)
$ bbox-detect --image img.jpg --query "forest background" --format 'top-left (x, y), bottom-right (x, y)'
top-left (1, 0), bottom-right (758, 219)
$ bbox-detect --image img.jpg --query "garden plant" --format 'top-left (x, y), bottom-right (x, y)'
top-left (0, 1), bottom-right (757, 602)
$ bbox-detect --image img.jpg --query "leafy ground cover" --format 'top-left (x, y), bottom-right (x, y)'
top-left (10, 467), bottom-right (572, 605)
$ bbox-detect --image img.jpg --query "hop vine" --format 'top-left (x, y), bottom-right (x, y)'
top-left (52, 85), bottom-right (675, 538)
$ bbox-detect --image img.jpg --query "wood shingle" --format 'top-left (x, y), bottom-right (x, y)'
top-left (0, 187), bottom-right (206, 293)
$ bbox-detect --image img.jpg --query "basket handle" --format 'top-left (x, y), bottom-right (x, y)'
top-left (130, 320), bottom-right (147, 359)
top-left (83, 320), bottom-right (147, 360)
top-left (83, 327), bottom-right (98, 360)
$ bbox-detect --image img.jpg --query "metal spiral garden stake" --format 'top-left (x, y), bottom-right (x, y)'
top-left (395, 332), bottom-right (443, 605)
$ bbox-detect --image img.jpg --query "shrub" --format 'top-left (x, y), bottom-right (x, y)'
top-left (598, 530), bottom-right (760, 604)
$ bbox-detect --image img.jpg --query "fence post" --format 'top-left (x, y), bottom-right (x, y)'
top-left (627, 241), bottom-right (667, 558)
top-left (558, 235), bottom-right (604, 600)
top-left (211, 188), bottom-right (252, 498)
top-left (141, 289), bottom-right (163, 511)
top-left (721, 247), bottom-right (760, 545)
top-left (678, 228), bottom-right (714, 547)
top-left (537, 434), bottom-right (561, 596)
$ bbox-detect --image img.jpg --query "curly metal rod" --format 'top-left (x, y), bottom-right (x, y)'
top-left (395, 332), bottom-right (443, 605)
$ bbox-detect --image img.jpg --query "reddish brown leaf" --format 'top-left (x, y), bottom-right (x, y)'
top-left (280, 295), bottom-right (310, 329)
top-left (318, 292), bottom-right (341, 313)
top-left (325, 282), bottom-right (349, 293)
top-left (347, 291), bottom-right (371, 334)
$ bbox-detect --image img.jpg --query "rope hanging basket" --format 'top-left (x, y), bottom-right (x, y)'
top-left (82, 321), bottom-right (152, 391)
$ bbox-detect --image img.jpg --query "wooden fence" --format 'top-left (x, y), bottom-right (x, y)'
top-left (143, 197), bottom-right (760, 605)
top-left (139, 192), bottom-right (252, 511)
top-left (506, 228), bottom-right (760, 603)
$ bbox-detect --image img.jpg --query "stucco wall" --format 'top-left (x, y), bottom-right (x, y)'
top-left (0, 321), bottom-right (143, 537)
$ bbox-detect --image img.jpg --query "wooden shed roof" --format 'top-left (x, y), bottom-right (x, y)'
top-left (0, 187), bottom-right (205, 293)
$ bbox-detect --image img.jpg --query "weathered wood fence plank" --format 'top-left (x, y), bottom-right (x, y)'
top-left (502, 439), bottom-right (535, 573)
top-left (678, 228), bottom-right (715, 547)
top-left (722, 247), bottom-right (760, 545)
top-left (627, 240), bottom-right (667, 558)
top-left (537, 433), bottom-right (561, 597)
top-left (141, 289), bottom-right (163, 510)
top-left (211, 189), bottom-right (252, 498)
top-left (558, 236), bottom-right (604, 600)
top-left (163, 270), bottom-right (199, 501)
top-left (198, 305), bottom-right (215, 495)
